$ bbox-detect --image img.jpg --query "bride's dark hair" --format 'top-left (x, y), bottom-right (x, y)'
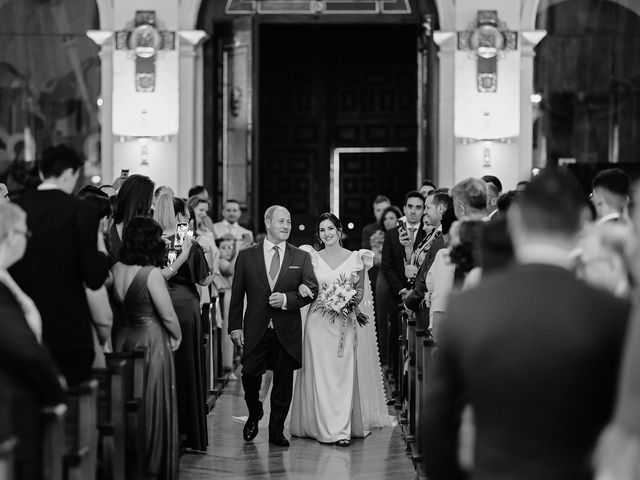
top-left (316, 212), bottom-right (343, 249)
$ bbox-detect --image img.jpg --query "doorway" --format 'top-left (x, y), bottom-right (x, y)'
top-left (258, 24), bottom-right (418, 248)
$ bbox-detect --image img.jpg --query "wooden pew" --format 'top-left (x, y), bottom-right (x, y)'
top-left (404, 315), bottom-right (418, 451)
top-left (94, 360), bottom-right (126, 480)
top-left (409, 329), bottom-right (429, 469)
top-left (63, 379), bottom-right (98, 480)
top-left (0, 436), bottom-right (18, 480)
top-left (42, 403), bottom-right (67, 480)
top-left (416, 336), bottom-right (436, 480)
top-left (106, 349), bottom-right (146, 480)
top-left (396, 310), bottom-right (409, 413)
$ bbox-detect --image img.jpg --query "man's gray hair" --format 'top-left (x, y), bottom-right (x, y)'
top-left (0, 202), bottom-right (26, 242)
top-left (264, 205), bottom-right (288, 222)
top-left (451, 177), bottom-right (488, 211)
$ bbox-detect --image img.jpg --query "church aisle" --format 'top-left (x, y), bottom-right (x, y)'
top-left (180, 377), bottom-right (414, 479)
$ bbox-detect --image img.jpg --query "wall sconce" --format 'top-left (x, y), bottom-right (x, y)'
top-left (482, 140), bottom-right (493, 167)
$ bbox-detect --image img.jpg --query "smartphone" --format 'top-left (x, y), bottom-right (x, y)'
top-left (174, 222), bottom-right (189, 248)
top-left (121, 168), bottom-right (129, 178)
top-left (398, 219), bottom-right (406, 231)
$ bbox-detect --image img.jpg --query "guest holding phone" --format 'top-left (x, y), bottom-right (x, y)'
top-left (155, 194), bottom-right (211, 453)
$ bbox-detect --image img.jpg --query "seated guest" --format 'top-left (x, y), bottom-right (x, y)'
top-left (423, 170), bottom-right (630, 480)
top-left (0, 202), bottom-right (66, 479)
top-left (111, 216), bottom-right (182, 480)
top-left (157, 194), bottom-right (211, 453)
top-left (9, 144), bottom-right (109, 386)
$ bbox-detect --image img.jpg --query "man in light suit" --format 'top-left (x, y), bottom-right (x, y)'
top-left (213, 199), bottom-right (255, 246)
top-left (423, 170), bottom-right (630, 480)
top-left (229, 205), bottom-right (317, 447)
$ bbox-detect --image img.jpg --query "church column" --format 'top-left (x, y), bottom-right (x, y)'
top-left (87, 31), bottom-right (114, 184)
top-left (178, 31), bottom-right (208, 195)
top-left (434, 32), bottom-right (456, 188)
top-left (519, 31), bottom-right (546, 179)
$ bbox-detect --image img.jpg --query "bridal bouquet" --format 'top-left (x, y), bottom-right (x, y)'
top-left (313, 273), bottom-right (369, 327)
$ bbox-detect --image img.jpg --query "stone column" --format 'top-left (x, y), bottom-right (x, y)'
top-left (178, 30), bottom-right (208, 195)
top-left (86, 30), bottom-right (114, 184)
top-left (434, 32), bottom-right (456, 188)
top-left (519, 31), bottom-right (547, 179)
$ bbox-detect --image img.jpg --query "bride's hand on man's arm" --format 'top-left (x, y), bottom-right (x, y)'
top-left (298, 284), bottom-right (314, 298)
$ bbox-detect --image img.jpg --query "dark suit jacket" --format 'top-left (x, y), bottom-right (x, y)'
top-left (361, 221), bottom-right (379, 250)
top-left (404, 232), bottom-right (445, 313)
top-left (381, 225), bottom-right (426, 298)
top-left (228, 241), bottom-right (318, 368)
top-left (423, 264), bottom-right (630, 480)
top-left (0, 283), bottom-right (64, 406)
top-left (9, 190), bottom-right (109, 360)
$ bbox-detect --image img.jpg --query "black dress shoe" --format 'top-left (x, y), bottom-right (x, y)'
top-left (243, 409), bottom-right (263, 442)
top-left (268, 434), bottom-right (290, 447)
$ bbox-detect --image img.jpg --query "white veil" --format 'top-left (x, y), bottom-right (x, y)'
top-left (354, 249), bottom-right (395, 429)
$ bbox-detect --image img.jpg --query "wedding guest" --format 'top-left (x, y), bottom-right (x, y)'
top-left (381, 191), bottom-right (425, 380)
top-left (591, 168), bottom-right (630, 226)
top-left (214, 234), bottom-right (238, 378)
top-left (420, 179), bottom-right (437, 198)
top-left (373, 205), bottom-right (402, 364)
top-left (361, 195), bottom-right (391, 294)
top-left (0, 202), bottom-right (66, 480)
top-left (112, 216), bottom-right (181, 479)
top-left (109, 174), bottom-right (155, 260)
top-left (9, 144), bottom-right (109, 386)
top-left (153, 185), bottom-right (175, 208)
top-left (361, 195), bottom-right (391, 250)
top-left (157, 194), bottom-right (211, 452)
top-left (0, 182), bottom-right (9, 202)
top-left (187, 195), bottom-right (216, 245)
top-left (0, 202), bottom-right (65, 404)
top-left (423, 170), bottom-right (630, 480)
top-left (212, 199), bottom-right (254, 248)
top-left (188, 185), bottom-right (215, 232)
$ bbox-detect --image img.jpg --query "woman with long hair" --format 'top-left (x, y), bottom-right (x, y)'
top-left (290, 213), bottom-right (392, 447)
top-left (155, 193), bottom-right (212, 452)
top-left (111, 216), bottom-right (181, 479)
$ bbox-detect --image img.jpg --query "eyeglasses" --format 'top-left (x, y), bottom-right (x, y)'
top-left (13, 228), bottom-right (32, 240)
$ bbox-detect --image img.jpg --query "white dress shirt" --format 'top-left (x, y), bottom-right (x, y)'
top-left (213, 219), bottom-right (253, 241)
top-left (263, 238), bottom-right (287, 321)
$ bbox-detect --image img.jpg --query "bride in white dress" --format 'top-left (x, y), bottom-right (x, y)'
top-left (289, 213), bottom-right (393, 446)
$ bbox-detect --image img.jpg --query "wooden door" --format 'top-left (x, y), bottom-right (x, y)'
top-left (258, 24), bottom-right (417, 246)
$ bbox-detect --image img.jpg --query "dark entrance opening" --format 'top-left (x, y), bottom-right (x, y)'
top-left (258, 24), bottom-right (418, 248)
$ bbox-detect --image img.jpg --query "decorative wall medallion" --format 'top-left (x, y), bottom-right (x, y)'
top-left (457, 10), bottom-right (517, 93)
top-left (116, 11), bottom-right (176, 93)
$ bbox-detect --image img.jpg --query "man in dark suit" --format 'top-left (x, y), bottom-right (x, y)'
top-left (381, 190), bottom-right (425, 379)
top-left (404, 190), bottom-right (452, 329)
top-left (423, 171), bottom-right (630, 480)
top-left (9, 145), bottom-right (109, 387)
top-left (229, 205), bottom-right (318, 447)
top-left (361, 194), bottom-right (390, 292)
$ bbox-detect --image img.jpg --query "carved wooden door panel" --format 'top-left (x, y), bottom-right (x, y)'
top-left (259, 25), bottom-right (417, 246)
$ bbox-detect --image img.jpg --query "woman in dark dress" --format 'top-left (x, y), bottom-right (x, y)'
top-left (111, 216), bottom-right (182, 480)
top-left (155, 194), bottom-right (212, 452)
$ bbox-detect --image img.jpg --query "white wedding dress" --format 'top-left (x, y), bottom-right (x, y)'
top-left (289, 247), bottom-right (393, 443)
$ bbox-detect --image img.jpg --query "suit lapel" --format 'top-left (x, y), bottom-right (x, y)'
top-left (254, 242), bottom-right (271, 291)
top-left (274, 243), bottom-right (293, 291)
